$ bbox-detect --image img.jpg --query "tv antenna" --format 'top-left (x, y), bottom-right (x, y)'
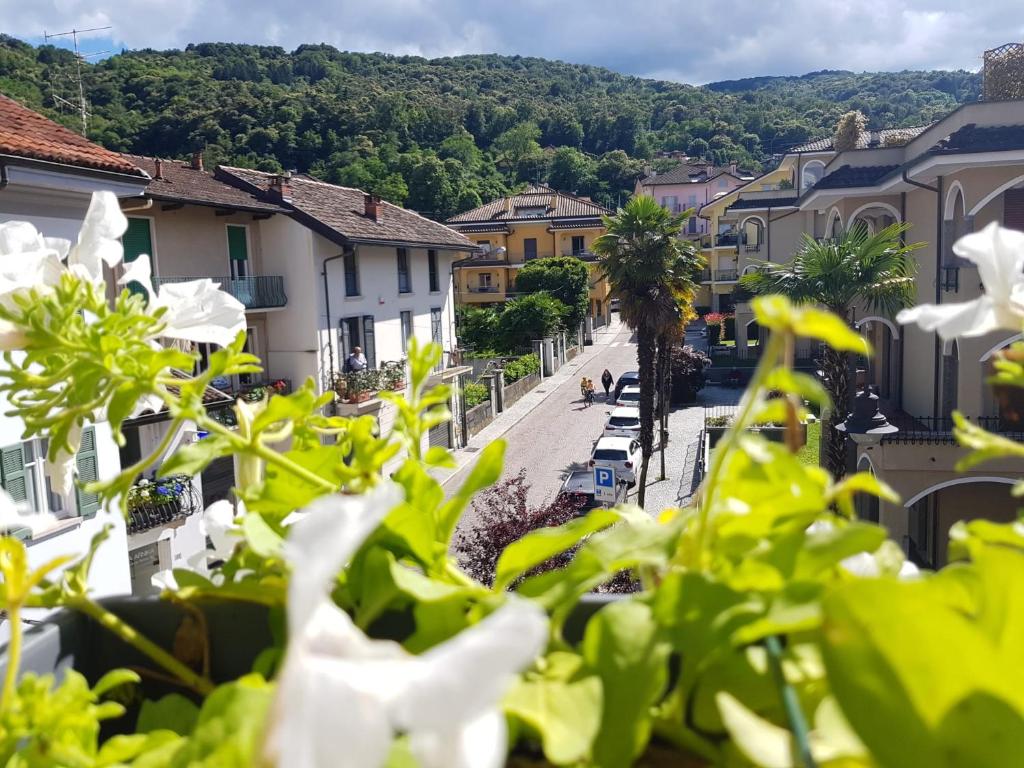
top-left (42, 25), bottom-right (112, 136)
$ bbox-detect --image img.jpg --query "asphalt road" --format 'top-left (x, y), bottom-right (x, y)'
top-left (450, 321), bottom-right (642, 522)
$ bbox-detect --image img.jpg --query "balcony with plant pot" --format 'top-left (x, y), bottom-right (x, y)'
top-left (331, 361), bottom-right (407, 415)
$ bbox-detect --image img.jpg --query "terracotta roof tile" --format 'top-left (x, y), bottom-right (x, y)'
top-left (220, 167), bottom-right (475, 250)
top-left (639, 163), bottom-right (753, 186)
top-left (0, 93), bottom-right (146, 177)
top-left (727, 196), bottom-right (798, 211)
top-left (928, 123), bottom-right (1024, 155)
top-left (123, 155), bottom-right (287, 213)
top-left (446, 184), bottom-right (612, 225)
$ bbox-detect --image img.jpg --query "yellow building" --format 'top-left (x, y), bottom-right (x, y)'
top-left (694, 165), bottom-right (796, 314)
top-left (446, 185), bottom-right (613, 325)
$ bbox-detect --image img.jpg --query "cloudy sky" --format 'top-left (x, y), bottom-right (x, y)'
top-left (4, 0), bottom-right (1023, 84)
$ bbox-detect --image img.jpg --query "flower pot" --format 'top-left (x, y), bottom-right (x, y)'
top-left (390, 380), bottom-right (406, 391)
top-left (346, 390), bottom-right (371, 403)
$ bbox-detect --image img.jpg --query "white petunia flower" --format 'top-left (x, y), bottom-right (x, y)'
top-left (0, 220), bottom-right (67, 309)
top-left (65, 191), bottom-right (128, 283)
top-left (0, 486), bottom-right (57, 536)
top-left (264, 482), bottom-right (549, 768)
top-left (119, 254), bottom-right (245, 347)
top-left (45, 422), bottom-right (82, 509)
top-left (897, 223), bottom-right (1024, 339)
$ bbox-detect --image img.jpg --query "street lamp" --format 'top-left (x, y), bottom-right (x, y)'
top-left (835, 387), bottom-right (898, 446)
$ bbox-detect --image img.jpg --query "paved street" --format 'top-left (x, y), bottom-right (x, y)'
top-left (443, 317), bottom-right (740, 533)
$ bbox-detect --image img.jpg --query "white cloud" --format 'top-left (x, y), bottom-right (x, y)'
top-left (3, 0), bottom-right (1022, 82)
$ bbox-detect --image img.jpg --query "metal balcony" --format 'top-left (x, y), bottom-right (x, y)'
top-left (153, 275), bottom-right (287, 310)
top-left (715, 232), bottom-right (746, 248)
top-left (941, 265), bottom-right (960, 292)
top-left (715, 269), bottom-right (739, 281)
top-left (466, 285), bottom-right (501, 293)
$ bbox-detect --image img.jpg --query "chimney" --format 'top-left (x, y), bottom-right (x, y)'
top-left (154, 158), bottom-right (164, 180)
top-left (364, 193), bottom-right (382, 222)
top-left (705, 163), bottom-right (714, 177)
top-left (729, 161), bottom-right (737, 175)
top-left (191, 150), bottom-right (204, 172)
top-left (504, 196), bottom-right (513, 214)
top-left (269, 171), bottom-right (292, 202)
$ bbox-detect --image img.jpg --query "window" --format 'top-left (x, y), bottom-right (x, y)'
top-left (0, 434), bottom-right (92, 525)
top-left (478, 273), bottom-right (492, 290)
top-left (343, 249), bottom-right (359, 297)
top-left (660, 196), bottom-right (678, 212)
top-left (571, 235), bottom-right (585, 255)
top-left (687, 194), bottom-right (698, 207)
top-left (523, 238), bottom-right (538, 260)
top-left (340, 316), bottom-right (376, 368)
top-left (227, 225), bottom-right (249, 279)
top-left (400, 311), bottom-right (413, 353)
top-left (397, 248), bottom-right (411, 293)
top-left (802, 162), bottom-right (825, 191)
top-left (431, 308), bottom-right (443, 371)
top-left (428, 250), bottom-right (439, 292)
top-left (687, 217), bottom-right (698, 234)
top-left (515, 206), bottom-right (547, 217)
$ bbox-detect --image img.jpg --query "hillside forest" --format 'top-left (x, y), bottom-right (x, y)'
top-left (0, 36), bottom-right (981, 218)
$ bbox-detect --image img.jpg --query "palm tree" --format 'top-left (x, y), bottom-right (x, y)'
top-left (593, 196), bottom-right (700, 505)
top-left (739, 222), bottom-right (919, 478)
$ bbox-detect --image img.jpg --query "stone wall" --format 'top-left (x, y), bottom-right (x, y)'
top-left (502, 371), bottom-right (541, 409)
top-left (465, 400), bottom-right (494, 437)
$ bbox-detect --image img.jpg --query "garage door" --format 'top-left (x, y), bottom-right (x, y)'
top-left (428, 422), bottom-right (451, 449)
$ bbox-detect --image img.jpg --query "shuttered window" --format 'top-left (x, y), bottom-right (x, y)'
top-left (123, 217), bottom-right (153, 263)
top-left (228, 225), bottom-right (249, 278)
top-left (75, 427), bottom-right (100, 518)
top-left (1005, 189), bottom-right (1024, 231)
top-left (0, 443), bottom-right (27, 504)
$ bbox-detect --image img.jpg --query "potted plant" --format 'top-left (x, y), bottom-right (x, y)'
top-left (703, 311), bottom-right (726, 345)
top-left (704, 413), bottom-right (732, 447)
top-left (381, 360), bottom-right (407, 391)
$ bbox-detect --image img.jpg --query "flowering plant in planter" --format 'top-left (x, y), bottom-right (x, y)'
top-left (0, 197), bottom-right (1024, 767)
top-left (381, 360), bottom-right (407, 391)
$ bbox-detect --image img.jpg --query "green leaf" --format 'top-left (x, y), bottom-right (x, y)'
top-left (794, 520), bottom-right (888, 578)
top-left (794, 307), bottom-right (869, 353)
top-left (504, 652), bottom-right (603, 765)
top-left (160, 434), bottom-right (233, 477)
top-left (435, 440), bottom-right (505, 546)
top-left (241, 513), bottom-right (284, 558)
top-left (717, 691), bottom-right (796, 768)
top-left (582, 600), bottom-right (670, 768)
top-left (137, 694), bottom-right (201, 736)
top-left (827, 473), bottom-right (899, 519)
top-left (763, 369), bottom-right (831, 411)
top-left (495, 508), bottom-right (619, 591)
top-left (93, 668), bottom-right (141, 698)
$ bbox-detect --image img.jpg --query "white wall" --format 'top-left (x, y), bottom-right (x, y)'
top-left (0, 183), bottom-right (134, 604)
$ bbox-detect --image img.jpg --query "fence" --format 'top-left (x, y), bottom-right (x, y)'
top-left (880, 414), bottom-right (1024, 445)
top-left (465, 400), bottom-right (494, 437)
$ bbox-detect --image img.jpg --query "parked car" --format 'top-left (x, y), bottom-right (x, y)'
top-left (589, 436), bottom-right (641, 484)
top-left (557, 467), bottom-right (627, 512)
top-left (604, 406), bottom-right (641, 438)
top-left (613, 370), bottom-right (640, 401)
top-left (609, 298), bottom-right (620, 312)
top-left (615, 384), bottom-right (641, 407)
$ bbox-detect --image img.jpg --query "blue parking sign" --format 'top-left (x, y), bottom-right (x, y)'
top-left (594, 466), bottom-right (616, 503)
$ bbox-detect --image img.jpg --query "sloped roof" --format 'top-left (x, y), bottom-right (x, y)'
top-left (123, 155), bottom-right (287, 213)
top-left (814, 164), bottom-right (900, 190)
top-left (219, 167), bottom-right (475, 250)
top-left (446, 184), bottom-right (612, 224)
top-left (0, 93), bottom-right (146, 177)
top-left (639, 163), bottom-right (754, 186)
top-left (928, 123), bottom-right (1024, 155)
top-left (791, 125), bottom-right (932, 153)
top-left (727, 196), bottom-right (798, 211)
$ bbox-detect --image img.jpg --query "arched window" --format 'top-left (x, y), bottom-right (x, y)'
top-left (802, 161), bottom-right (825, 191)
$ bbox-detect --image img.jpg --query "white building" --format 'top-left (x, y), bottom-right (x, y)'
top-left (0, 93), bottom-right (151, 601)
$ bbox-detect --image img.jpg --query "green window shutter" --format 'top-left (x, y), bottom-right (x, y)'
top-left (75, 427), bottom-right (100, 518)
top-left (0, 443), bottom-right (27, 504)
top-left (228, 226), bottom-right (249, 261)
top-left (123, 218), bottom-right (153, 264)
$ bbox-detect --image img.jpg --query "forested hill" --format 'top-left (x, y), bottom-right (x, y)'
top-left (0, 35), bottom-right (981, 218)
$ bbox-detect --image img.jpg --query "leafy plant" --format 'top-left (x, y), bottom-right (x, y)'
top-left (515, 257), bottom-right (591, 330)
top-left (502, 353), bottom-right (541, 384)
top-left (464, 381), bottom-right (490, 408)
top-left (670, 345), bottom-right (711, 403)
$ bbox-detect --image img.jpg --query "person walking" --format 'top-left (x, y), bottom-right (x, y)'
top-left (601, 369), bottom-right (613, 399)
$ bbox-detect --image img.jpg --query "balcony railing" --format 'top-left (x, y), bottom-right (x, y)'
top-left (880, 414), bottom-right (1024, 445)
top-left (153, 275), bottom-right (287, 310)
top-left (715, 232), bottom-right (747, 248)
top-left (715, 269), bottom-right (739, 281)
top-left (466, 285), bottom-right (501, 293)
top-left (698, 269), bottom-right (712, 282)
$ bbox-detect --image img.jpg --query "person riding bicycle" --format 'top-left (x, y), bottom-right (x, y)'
top-left (582, 377), bottom-right (596, 407)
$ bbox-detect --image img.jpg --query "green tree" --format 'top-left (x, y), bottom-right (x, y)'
top-left (548, 147), bottom-right (595, 194)
top-left (515, 257), bottom-right (590, 330)
top-left (406, 155), bottom-right (457, 218)
top-left (497, 293), bottom-right (568, 351)
top-left (493, 122), bottom-right (542, 170)
top-left (739, 222), bottom-right (919, 478)
top-left (456, 306), bottom-right (501, 352)
top-left (592, 196), bottom-right (696, 505)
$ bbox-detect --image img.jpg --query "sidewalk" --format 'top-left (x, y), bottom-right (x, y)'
top-left (435, 316), bottom-right (626, 487)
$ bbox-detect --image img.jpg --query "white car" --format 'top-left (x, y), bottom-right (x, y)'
top-left (604, 406), bottom-right (641, 438)
top-left (616, 384), bottom-right (642, 407)
top-left (589, 436), bottom-right (641, 484)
